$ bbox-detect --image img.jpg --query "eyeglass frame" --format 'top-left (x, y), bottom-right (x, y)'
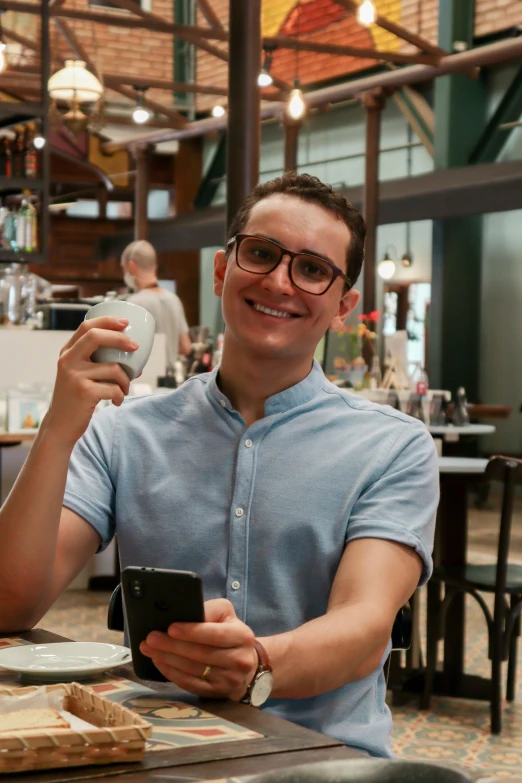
top-left (226, 233), bottom-right (352, 296)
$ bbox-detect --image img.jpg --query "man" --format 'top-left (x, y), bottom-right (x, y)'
top-left (120, 239), bottom-right (192, 368)
top-left (0, 173), bottom-right (438, 758)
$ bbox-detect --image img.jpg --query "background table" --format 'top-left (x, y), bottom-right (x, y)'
top-left (429, 425), bottom-right (495, 439)
top-left (0, 628), bottom-right (362, 783)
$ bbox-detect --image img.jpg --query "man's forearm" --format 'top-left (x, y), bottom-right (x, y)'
top-left (261, 601), bottom-right (392, 699)
top-left (0, 423), bottom-right (73, 629)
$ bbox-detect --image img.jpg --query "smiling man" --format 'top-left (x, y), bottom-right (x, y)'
top-left (0, 173), bottom-right (438, 758)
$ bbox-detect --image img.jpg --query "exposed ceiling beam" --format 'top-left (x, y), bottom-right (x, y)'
top-left (104, 73), bottom-right (228, 96)
top-left (101, 36), bottom-right (522, 152)
top-left (101, 115), bottom-right (182, 130)
top-left (195, 0), bottom-right (225, 32)
top-left (108, 83), bottom-right (188, 127)
top-left (93, 0), bottom-right (229, 62)
top-left (264, 36), bottom-right (440, 67)
top-left (2, 25), bottom-right (39, 52)
top-left (0, 1), bottom-right (228, 41)
top-left (334, 0), bottom-right (446, 58)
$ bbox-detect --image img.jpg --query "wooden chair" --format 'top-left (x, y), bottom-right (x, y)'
top-left (421, 456), bottom-right (522, 733)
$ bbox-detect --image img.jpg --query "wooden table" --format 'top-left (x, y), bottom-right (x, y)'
top-left (0, 629), bottom-right (362, 783)
top-left (428, 425), bottom-right (495, 440)
top-left (0, 432), bottom-right (35, 503)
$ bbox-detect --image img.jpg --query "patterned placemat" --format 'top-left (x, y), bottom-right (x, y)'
top-left (0, 637), bottom-right (263, 751)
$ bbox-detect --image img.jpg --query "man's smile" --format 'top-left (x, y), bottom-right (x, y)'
top-left (245, 298), bottom-right (303, 320)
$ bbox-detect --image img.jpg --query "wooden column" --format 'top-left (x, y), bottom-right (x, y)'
top-left (226, 0), bottom-right (261, 231)
top-left (134, 145), bottom-right (151, 240)
top-left (284, 118), bottom-right (301, 172)
top-left (362, 90), bottom-right (385, 315)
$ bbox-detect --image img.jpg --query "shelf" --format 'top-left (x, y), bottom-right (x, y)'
top-left (0, 103), bottom-right (45, 131)
top-left (0, 177), bottom-right (44, 195)
top-left (0, 250), bottom-right (44, 264)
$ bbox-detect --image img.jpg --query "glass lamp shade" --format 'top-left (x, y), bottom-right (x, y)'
top-left (378, 257), bottom-right (396, 280)
top-left (287, 87), bottom-right (306, 120)
top-left (48, 60), bottom-right (103, 104)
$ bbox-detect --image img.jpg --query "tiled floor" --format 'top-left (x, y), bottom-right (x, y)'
top-left (38, 495), bottom-right (522, 779)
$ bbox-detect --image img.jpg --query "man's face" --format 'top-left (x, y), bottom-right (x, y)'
top-left (214, 194), bottom-right (360, 361)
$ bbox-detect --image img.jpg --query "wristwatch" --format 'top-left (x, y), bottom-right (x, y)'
top-left (242, 639), bottom-right (274, 707)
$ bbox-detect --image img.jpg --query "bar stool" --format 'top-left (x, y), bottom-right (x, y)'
top-left (421, 455), bottom-right (522, 733)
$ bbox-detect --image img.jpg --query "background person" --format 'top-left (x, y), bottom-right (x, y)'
top-left (121, 239), bottom-right (192, 368)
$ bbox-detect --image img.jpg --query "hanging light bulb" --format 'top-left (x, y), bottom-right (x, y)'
top-left (378, 252), bottom-right (396, 280)
top-left (0, 13), bottom-right (7, 74)
top-left (0, 42), bottom-right (6, 75)
top-left (33, 133), bottom-right (46, 150)
top-left (258, 47), bottom-right (274, 87)
top-left (132, 87), bottom-right (150, 124)
top-left (287, 79), bottom-right (306, 120)
top-left (212, 104), bottom-right (226, 118)
top-left (358, 0), bottom-right (376, 25)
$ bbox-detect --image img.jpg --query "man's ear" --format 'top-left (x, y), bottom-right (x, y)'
top-left (129, 259), bottom-right (138, 277)
top-left (329, 288), bottom-right (360, 332)
top-left (214, 249), bottom-right (228, 296)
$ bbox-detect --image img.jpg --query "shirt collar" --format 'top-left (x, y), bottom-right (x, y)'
top-left (206, 359), bottom-right (325, 417)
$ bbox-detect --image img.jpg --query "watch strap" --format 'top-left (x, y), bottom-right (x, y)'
top-left (252, 639), bottom-right (271, 673)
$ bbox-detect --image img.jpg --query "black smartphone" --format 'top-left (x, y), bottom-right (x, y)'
top-left (121, 566), bottom-right (205, 682)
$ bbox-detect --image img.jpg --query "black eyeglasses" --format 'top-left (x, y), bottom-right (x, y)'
top-left (226, 234), bottom-right (351, 296)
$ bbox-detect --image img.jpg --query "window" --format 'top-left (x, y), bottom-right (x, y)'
top-left (89, 0), bottom-right (151, 12)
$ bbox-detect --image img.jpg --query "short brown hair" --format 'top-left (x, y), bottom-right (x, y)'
top-left (227, 172), bottom-right (366, 288)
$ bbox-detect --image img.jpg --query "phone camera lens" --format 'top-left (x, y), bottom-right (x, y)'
top-left (131, 579), bottom-right (143, 598)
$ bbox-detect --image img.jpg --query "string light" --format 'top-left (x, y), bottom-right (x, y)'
top-left (212, 104), bottom-right (226, 118)
top-left (358, 0), bottom-right (376, 26)
top-left (0, 13), bottom-right (7, 74)
top-left (258, 47), bottom-right (274, 87)
top-left (33, 134), bottom-right (46, 150)
top-left (287, 80), bottom-right (306, 120)
top-left (132, 87), bottom-right (150, 124)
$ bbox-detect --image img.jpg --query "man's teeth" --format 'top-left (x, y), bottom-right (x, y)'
top-left (253, 303), bottom-right (293, 318)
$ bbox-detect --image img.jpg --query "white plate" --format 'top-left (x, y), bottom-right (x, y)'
top-left (0, 643), bottom-right (132, 682)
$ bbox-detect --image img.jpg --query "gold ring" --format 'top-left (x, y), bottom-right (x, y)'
top-left (201, 665), bottom-right (211, 681)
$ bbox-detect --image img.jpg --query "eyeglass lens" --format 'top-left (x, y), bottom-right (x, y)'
top-left (238, 236), bottom-right (334, 294)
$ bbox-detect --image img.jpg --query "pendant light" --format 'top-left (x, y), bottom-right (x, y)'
top-left (211, 104), bottom-right (226, 118)
top-left (378, 247), bottom-right (397, 280)
top-left (0, 12), bottom-right (7, 74)
top-left (286, 0), bottom-right (306, 120)
top-left (258, 45), bottom-right (275, 87)
top-left (132, 87), bottom-right (150, 124)
top-left (358, 0), bottom-right (376, 26)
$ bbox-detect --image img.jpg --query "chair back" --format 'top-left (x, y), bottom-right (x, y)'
top-left (484, 456), bottom-right (522, 599)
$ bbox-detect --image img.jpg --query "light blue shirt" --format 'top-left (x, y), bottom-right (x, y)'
top-left (64, 360), bottom-right (438, 758)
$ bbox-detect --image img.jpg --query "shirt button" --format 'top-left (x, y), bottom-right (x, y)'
top-left (231, 580), bottom-right (241, 590)
top-left (220, 399), bottom-right (226, 407)
top-left (245, 439), bottom-right (253, 448)
top-left (235, 507), bottom-right (244, 517)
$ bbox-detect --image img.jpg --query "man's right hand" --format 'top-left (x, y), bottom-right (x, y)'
top-left (42, 316), bottom-right (139, 449)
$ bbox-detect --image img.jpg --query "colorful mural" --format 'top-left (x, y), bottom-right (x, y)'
top-left (262, 0), bottom-right (402, 87)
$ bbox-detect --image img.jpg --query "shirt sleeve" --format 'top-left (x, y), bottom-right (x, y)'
top-left (346, 420), bottom-right (439, 585)
top-left (63, 405), bottom-right (119, 552)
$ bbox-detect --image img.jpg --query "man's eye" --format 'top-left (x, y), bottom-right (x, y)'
top-left (301, 261), bottom-right (329, 279)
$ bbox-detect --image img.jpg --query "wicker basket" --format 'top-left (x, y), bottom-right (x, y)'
top-left (0, 681), bottom-right (152, 774)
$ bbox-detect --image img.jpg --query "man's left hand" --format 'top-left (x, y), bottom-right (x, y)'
top-left (139, 598), bottom-right (258, 700)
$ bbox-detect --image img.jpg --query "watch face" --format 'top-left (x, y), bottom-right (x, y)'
top-left (250, 671), bottom-right (274, 707)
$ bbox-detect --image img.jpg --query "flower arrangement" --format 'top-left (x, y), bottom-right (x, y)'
top-left (333, 310), bottom-right (380, 388)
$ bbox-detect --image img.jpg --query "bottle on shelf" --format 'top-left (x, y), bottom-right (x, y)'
top-left (453, 386), bottom-right (470, 426)
top-left (0, 136), bottom-right (12, 178)
top-left (24, 126), bottom-right (38, 179)
top-left (406, 392), bottom-right (425, 422)
top-left (12, 128), bottom-right (25, 178)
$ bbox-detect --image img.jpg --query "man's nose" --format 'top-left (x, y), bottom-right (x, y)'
top-left (261, 255), bottom-right (294, 294)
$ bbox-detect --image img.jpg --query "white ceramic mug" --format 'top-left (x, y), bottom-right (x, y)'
top-left (85, 300), bottom-right (156, 381)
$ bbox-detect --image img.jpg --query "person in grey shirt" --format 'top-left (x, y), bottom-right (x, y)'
top-left (121, 239), bottom-right (192, 368)
top-left (0, 173), bottom-right (438, 757)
